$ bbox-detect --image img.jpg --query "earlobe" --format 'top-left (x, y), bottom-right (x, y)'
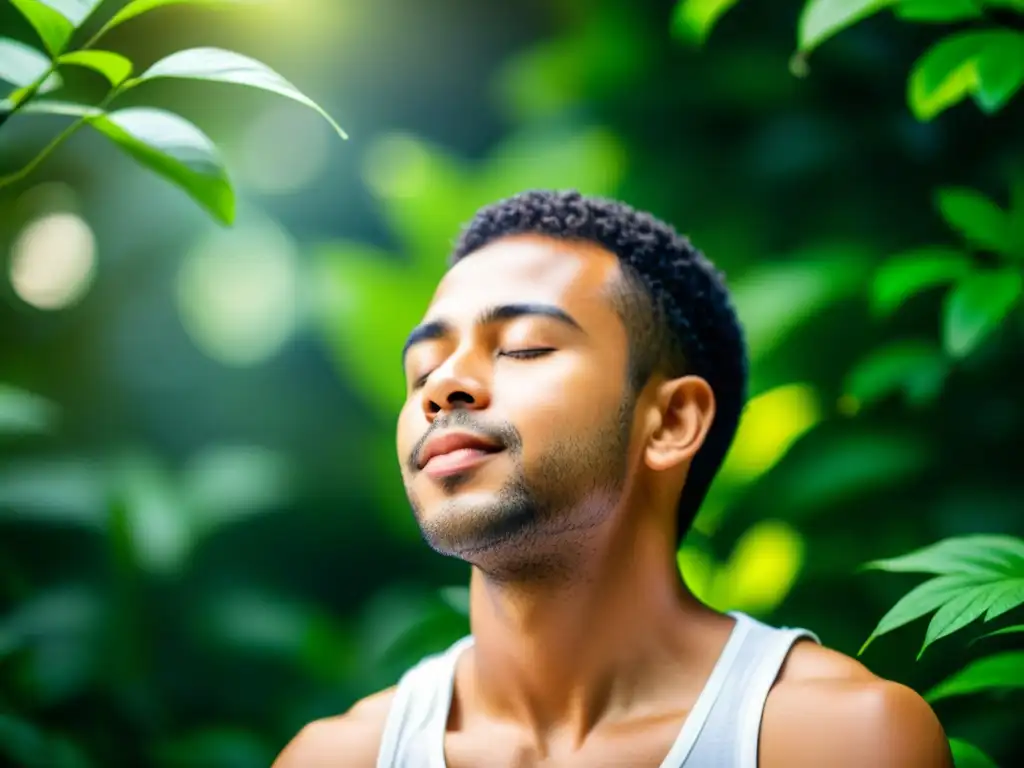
top-left (644, 376), bottom-right (716, 472)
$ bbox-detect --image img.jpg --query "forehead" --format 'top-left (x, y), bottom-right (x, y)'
top-left (426, 234), bottom-right (623, 322)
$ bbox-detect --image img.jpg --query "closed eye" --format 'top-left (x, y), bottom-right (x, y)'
top-left (499, 348), bottom-right (555, 360)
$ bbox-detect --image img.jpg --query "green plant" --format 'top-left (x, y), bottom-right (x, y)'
top-left (0, 0), bottom-right (346, 225)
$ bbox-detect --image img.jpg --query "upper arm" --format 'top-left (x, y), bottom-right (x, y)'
top-left (272, 687), bottom-right (397, 768)
top-left (762, 644), bottom-right (953, 768)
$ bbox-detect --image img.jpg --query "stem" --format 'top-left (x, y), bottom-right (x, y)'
top-left (0, 63), bottom-right (59, 129)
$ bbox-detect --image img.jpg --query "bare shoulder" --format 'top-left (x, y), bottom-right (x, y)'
top-left (760, 640), bottom-right (953, 768)
top-left (272, 687), bottom-right (397, 768)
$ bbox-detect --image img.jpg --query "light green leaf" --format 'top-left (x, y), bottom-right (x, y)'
top-left (87, 107), bottom-right (235, 225)
top-left (926, 651), bottom-right (1024, 702)
top-left (949, 738), bottom-right (998, 768)
top-left (843, 340), bottom-right (947, 409)
top-left (973, 31), bottom-right (1024, 114)
top-left (58, 50), bottom-right (133, 86)
top-left (985, 579), bottom-right (1024, 621)
top-left (894, 0), bottom-right (983, 22)
top-left (943, 268), bottom-right (1022, 357)
top-left (15, 97), bottom-right (99, 117)
top-left (975, 624), bottom-right (1024, 642)
top-left (0, 383), bottom-right (58, 436)
top-left (95, 0), bottom-right (247, 39)
top-left (0, 37), bottom-right (62, 94)
top-left (126, 47), bottom-right (346, 138)
top-left (798, 0), bottom-right (895, 54)
top-left (936, 186), bottom-right (1013, 254)
top-left (31, 0), bottom-right (104, 25)
top-left (920, 583), bottom-right (1012, 657)
top-left (859, 574), bottom-right (990, 654)
top-left (871, 247), bottom-right (971, 317)
top-left (9, 0), bottom-right (70, 56)
top-left (909, 30), bottom-right (1024, 121)
top-left (866, 535), bottom-right (1024, 576)
top-left (672, 0), bottom-right (743, 44)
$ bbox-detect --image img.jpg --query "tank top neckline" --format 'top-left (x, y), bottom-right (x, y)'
top-left (424, 611), bottom-right (755, 768)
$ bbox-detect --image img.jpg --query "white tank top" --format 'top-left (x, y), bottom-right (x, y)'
top-left (375, 611), bottom-right (819, 767)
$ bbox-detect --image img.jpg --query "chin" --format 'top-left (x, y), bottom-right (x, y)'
top-left (417, 493), bottom-right (539, 559)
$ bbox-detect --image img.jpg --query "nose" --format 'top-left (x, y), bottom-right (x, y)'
top-left (420, 354), bottom-right (491, 421)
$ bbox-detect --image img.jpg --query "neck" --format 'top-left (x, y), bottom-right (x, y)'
top-left (463, 513), bottom-right (728, 750)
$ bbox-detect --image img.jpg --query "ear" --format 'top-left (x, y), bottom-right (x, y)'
top-left (644, 375), bottom-right (716, 472)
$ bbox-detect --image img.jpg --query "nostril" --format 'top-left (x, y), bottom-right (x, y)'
top-left (447, 391), bottom-right (474, 405)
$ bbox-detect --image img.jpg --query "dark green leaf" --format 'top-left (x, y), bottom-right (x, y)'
top-left (87, 107), bottom-right (235, 225)
top-left (0, 38), bottom-right (62, 94)
top-left (798, 0), bottom-right (895, 54)
top-left (843, 340), bottom-right (947, 409)
top-left (866, 534), bottom-right (1024, 576)
top-left (949, 738), bottom-right (998, 768)
top-left (58, 50), bottom-right (133, 86)
top-left (920, 583), bottom-right (1010, 656)
top-left (96, 0), bottom-right (247, 39)
top-left (936, 186), bottom-right (1013, 254)
top-left (126, 47), bottom-right (347, 138)
top-left (926, 651), bottom-right (1024, 701)
top-left (0, 383), bottom-right (58, 436)
top-left (973, 30), bottom-right (1024, 114)
top-left (860, 574), bottom-right (991, 654)
top-left (871, 247), bottom-right (970, 317)
top-left (943, 268), bottom-right (1022, 357)
top-left (672, 0), bottom-right (743, 44)
top-left (894, 0), bottom-right (983, 22)
top-left (975, 624), bottom-right (1024, 642)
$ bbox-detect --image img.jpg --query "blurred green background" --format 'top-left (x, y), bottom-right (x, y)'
top-left (1, 0), bottom-right (1023, 766)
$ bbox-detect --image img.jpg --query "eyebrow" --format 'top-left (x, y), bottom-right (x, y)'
top-left (401, 302), bottom-right (584, 364)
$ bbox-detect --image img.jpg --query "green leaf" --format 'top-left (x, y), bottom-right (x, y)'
top-left (936, 186), bottom-right (1013, 254)
top-left (672, 0), bottom-right (743, 44)
top-left (798, 0), bottom-right (895, 54)
top-left (894, 0), bottom-right (983, 22)
top-left (87, 107), bottom-right (235, 225)
top-left (126, 47), bottom-right (347, 138)
top-left (843, 340), bottom-right (948, 409)
top-left (0, 383), bottom-right (58, 436)
top-left (95, 0), bottom-right (247, 39)
top-left (919, 583), bottom-right (1014, 657)
top-left (926, 651), bottom-right (1024, 702)
top-left (0, 37), bottom-right (62, 93)
top-left (975, 624), bottom-right (1024, 642)
top-left (949, 738), bottom-right (998, 768)
top-left (58, 50), bottom-right (133, 86)
top-left (9, 0), bottom-right (70, 56)
top-left (860, 574), bottom-right (990, 654)
top-left (866, 534), bottom-right (1024, 576)
top-left (871, 247), bottom-right (971, 317)
top-left (909, 30), bottom-right (1024, 121)
top-left (943, 268), bottom-right (1022, 357)
top-left (985, 579), bottom-right (1024, 621)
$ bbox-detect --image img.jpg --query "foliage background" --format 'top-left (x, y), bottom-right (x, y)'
top-left (1, 0), bottom-right (1022, 765)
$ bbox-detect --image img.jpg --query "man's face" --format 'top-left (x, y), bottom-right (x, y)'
top-left (396, 234), bottom-right (642, 575)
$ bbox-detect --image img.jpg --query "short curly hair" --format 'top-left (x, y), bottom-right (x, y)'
top-left (450, 189), bottom-right (747, 543)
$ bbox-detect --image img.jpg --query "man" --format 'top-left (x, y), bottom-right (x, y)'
top-left (274, 191), bottom-right (952, 767)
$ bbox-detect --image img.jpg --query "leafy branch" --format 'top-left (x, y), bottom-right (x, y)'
top-left (0, 0), bottom-right (346, 225)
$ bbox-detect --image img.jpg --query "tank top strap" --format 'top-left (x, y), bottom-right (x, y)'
top-left (376, 636), bottom-right (473, 768)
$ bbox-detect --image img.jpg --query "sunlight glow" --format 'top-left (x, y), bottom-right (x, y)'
top-left (9, 212), bottom-right (96, 310)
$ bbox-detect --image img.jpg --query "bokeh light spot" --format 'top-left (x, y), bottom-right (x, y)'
top-left (362, 134), bottom-right (431, 199)
top-left (9, 212), bottom-right (96, 310)
top-left (177, 217), bottom-right (300, 367)
top-left (237, 105), bottom-right (331, 194)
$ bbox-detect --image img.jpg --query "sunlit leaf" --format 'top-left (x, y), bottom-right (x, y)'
top-left (96, 0), bottom-right (248, 39)
top-left (936, 187), bottom-right (1013, 254)
top-left (798, 0), bottom-right (895, 54)
top-left (860, 574), bottom-right (989, 653)
top-left (0, 38), bottom-right (62, 94)
top-left (949, 739), bottom-right (998, 768)
top-left (87, 107), bottom-right (235, 225)
top-left (672, 0), bottom-right (743, 44)
top-left (867, 535), bottom-right (1024, 576)
top-left (127, 47), bottom-right (346, 138)
top-left (9, 0), bottom-right (71, 56)
top-left (943, 268), bottom-right (1022, 357)
top-left (58, 50), bottom-right (133, 86)
top-left (895, 0), bottom-right (983, 22)
top-left (984, 579), bottom-right (1024, 621)
top-left (926, 651), bottom-right (1024, 702)
top-left (843, 340), bottom-right (947, 410)
top-left (0, 383), bottom-right (58, 436)
top-left (920, 583), bottom-right (1014, 657)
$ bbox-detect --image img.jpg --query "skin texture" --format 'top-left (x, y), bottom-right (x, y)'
top-left (273, 234), bottom-right (953, 767)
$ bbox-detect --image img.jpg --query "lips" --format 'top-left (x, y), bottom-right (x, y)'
top-left (417, 431), bottom-right (504, 472)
